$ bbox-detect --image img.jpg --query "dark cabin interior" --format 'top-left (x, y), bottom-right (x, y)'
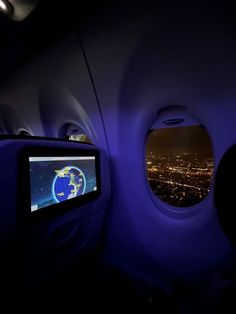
top-left (0, 1), bottom-right (236, 313)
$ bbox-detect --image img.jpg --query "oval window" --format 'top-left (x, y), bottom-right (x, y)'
top-left (146, 125), bottom-right (214, 207)
top-left (67, 133), bottom-right (92, 144)
top-left (59, 123), bottom-right (92, 144)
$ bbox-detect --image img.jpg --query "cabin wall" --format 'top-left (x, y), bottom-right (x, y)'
top-left (79, 3), bottom-right (236, 286)
top-left (0, 32), bottom-right (108, 148)
top-left (0, 0), bottom-right (235, 290)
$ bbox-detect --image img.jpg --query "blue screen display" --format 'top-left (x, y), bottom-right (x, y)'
top-left (29, 156), bottom-right (97, 212)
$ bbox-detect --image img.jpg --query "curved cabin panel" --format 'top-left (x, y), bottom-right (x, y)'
top-left (0, 0), bottom-right (235, 312)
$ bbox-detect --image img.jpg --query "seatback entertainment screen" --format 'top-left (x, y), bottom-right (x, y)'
top-left (29, 156), bottom-right (97, 212)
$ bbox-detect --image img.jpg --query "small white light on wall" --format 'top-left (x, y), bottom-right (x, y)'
top-left (0, 0), bottom-right (13, 16)
top-left (0, 0), bottom-right (39, 21)
top-left (0, 0), bottom-right (7, 11)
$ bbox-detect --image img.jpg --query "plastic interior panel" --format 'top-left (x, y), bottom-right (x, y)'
top-left (0, 137), bottom-right (111, 296)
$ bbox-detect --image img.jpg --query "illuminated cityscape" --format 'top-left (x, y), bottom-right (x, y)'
top-left (146, 126), bottom-right (214, 207)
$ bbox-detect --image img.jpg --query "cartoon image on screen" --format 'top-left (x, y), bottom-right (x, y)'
top-left (29, 156), bottom-right (97, 212)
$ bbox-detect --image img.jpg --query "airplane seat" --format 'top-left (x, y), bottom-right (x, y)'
top-left (215, 144), bottom-right (236, 247)
top-left (0, 136), bottom-right (111, 307)
top-left (214, 144), bottom-right (236, 311)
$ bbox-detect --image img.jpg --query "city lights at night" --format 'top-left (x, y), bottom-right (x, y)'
top-left (146, 125), bottom-right (214, 207)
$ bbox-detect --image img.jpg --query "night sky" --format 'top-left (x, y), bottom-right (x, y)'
top-left (147, 125), bottom-right (213, 156)
top-left (29, 159), bottom-right (97, 211)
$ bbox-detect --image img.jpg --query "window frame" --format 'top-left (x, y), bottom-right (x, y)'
top-left (144, 111), bottom-right (215, 217)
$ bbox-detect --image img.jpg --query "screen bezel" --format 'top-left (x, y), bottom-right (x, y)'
top-left (18, 146), bottom-right (101, 221)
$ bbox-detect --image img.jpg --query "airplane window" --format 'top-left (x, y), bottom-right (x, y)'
top-left (60, 123), bottom-right (92, 144)
top-left (18, 129), bottom-right (32, 136)
top-left (67, 133), bottom-right (92, 144)
top-left (146, 125), bottom-right (214, 207)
